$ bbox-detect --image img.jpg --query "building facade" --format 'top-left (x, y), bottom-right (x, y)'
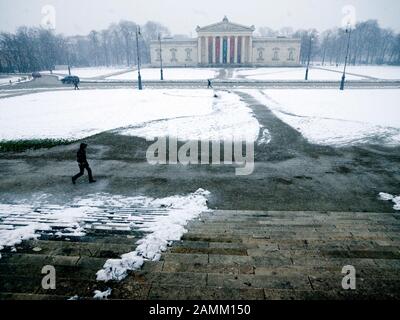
top-left (150, 17), bottom-right (301, 67)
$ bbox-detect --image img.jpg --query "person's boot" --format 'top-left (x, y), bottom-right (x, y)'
top-left (89, 179), bottom-right (97, 183)
top-left (72, 177), bottom-right (76, 185)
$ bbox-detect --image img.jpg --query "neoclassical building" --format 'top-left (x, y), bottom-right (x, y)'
top-left (150, 17), bottom-right (301, 67)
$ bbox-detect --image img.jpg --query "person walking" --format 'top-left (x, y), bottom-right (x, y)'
top-left (207, 79), bottom-right (213, 89)
top-left (73, 78), bottom-right (79, 90)
top-left (72, 143), bottom-right (96, 184)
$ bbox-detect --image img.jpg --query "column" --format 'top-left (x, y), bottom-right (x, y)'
top-left (215, 37), bottom-right (219, 64)
top-left (241, 36), bottom-right (246, 64)
top-left (249, 36), bottom-right (253, 64)
top-left (205, 36), bottom-right (209, 64)
top-left (208, 36), bottom-right (213, 64)
top-left (212, 37), bottom-right (216, 64)
top-left (219, 36), bottom-right (223, 64)
top-left (227, 36), bottom-right (231, 64)
top-left (234, 36), bottom-right (238, 64)
top-left (198, 37), bottom-right (202, 64)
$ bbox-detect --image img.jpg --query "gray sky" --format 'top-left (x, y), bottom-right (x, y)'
top-left (1, 0), bottom-right (399, 36)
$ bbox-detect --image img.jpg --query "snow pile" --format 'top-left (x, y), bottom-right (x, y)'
top-left (0, 190), bottom-right (211, 282)
top-left (93, 288), bottom-right (112, 300)
top-left (0, 89), bottom-right (215, 141)
top-left (96, 188), bottom-right (210, 282)
top-left (246, 89), bottom-right (400, 146)
top-left (48, 206), bottom-right (98, 237)
top-left (257, 128), bottom-right (272, 145)
top-left (379, 192), bottom-right (400, 211)
top-left (0, 222), bottom-right (48, 253)
top-left (108, 68), bottom-right (218, 81)
top-left (0, 204), bottom-right (99, 254)
top-left (119, 91), bottom-right (261, 142)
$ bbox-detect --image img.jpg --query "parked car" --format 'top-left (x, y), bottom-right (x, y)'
top-left (32, 72), bottom-right (42, 78)
top-left (61, 76), bottom-right (80, 84)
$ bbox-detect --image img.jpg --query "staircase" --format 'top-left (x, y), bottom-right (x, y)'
top-left (114, 210), bottom-right (400, 300)
top-left (1, 209), bottom-right (400, 300)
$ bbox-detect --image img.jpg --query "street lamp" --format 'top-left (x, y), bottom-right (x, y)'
top-left (65, 39), bottom-right (72, 76)
top-left (305, 34), bottom-right (313, 81)
top-left (158, 33), bottom-right (164, 81)
top-left (340, 26), bottom-right (352, 91)
top-left (136, 26), bottom-right (143, 90)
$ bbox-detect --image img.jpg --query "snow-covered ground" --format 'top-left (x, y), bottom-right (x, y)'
top-left (119, 90), bottom-right (260, 142)
top-left (233, 66), bottom-right (400, 81)
top-left (0, 76), bottom-right (20, 85)
top-left (45, 67), bottom-right (131, 79)
top-left (246, 89), bottom-right (400, 146)
top-left (108, 68), bottom-right (219, 81)
top-left (320, 66), bottom-right (400, 80)
top-left (0, 89), bottom-right (211, 140)
top-left (232, 67), bottom-right (365, 81)
top-left (0, 89), bottom-right (260, 142)
top-left (0, 75), bottom-right (31, 86)
top-left (0, 189), bottom-right (211, 281)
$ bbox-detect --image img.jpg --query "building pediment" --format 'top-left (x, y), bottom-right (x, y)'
top-left (196, 16), bottom-right (255, 34)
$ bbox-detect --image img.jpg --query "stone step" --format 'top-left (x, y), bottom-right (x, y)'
top-left (147, 284), bottom-right (265, 300)
top-left (261, 288), bottom-right (397, 300)
top-left (15, 239), bottom-right (136, 259)
top-left (204, 211), bottom-right (398, 220)
top-left (0, 263), bottom-right (99, 280)
top-left (0, 292), bottom-right (71, 300)
top-left (182, 234), bottom-right (244, 243)
top-left (0, 253), bottom-right (80, 266)
top-left (183, 231), bottom-right (391, 242)
top-left (0, 273), bottom-right (109, 298)
top-left (170, 246), bottom-right (247, 256)
top-left (195, 223), bottom-right (400, 232)
top-left (206, 273), bottom-right (312, 291)
top-left (162, 261), bottom-right (255, 275)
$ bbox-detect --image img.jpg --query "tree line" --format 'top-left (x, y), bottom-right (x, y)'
top-left (1, 19), bottom-right (399, 73)
top-left (258, 20), bottom-right (400, 66)
top-left (0, 20), bottom-right (170, 73)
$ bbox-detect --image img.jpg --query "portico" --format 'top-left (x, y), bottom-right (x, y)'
top-left (150, 17), bottom-right (301, 67)
top-left (196, 16), bottom-right (255, 65)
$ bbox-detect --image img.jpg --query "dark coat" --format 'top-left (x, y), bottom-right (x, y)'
top-left (77, 148), bottom-right (87, 164)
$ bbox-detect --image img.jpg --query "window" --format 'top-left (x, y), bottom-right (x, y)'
top-left (185, 48), bottom-right (192, 62)
top-left (272, 48), bottom-right (280, 61)
top-left (257, 48), bottom-right (265, 62)
top-left (170, 48), bottom-right (177, 62)
top-left (288, 48), bottom-right (295, 61)
top-left (155, 49), bottom-right (161, 62)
